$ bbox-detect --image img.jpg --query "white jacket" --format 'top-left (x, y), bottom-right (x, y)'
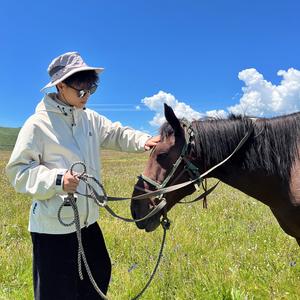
top-left (6, 93), bottom-right (150, 234)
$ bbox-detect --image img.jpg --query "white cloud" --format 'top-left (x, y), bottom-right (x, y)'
top-left (142, 68), bottom-right (300, 127)
top-left (141, 90), bottom-right (203, 126)
top-left (229, 68), bottom-right (300, 116)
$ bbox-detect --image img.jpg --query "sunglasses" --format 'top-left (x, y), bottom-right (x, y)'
top-left (66, 83), bottom-right (98, 98)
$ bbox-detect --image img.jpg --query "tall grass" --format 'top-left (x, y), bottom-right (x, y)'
top-left (1, 150), bottom-right (300, 299)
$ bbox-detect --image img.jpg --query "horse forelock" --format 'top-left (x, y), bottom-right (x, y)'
top-left (159, 122), bottom-right (175, 141)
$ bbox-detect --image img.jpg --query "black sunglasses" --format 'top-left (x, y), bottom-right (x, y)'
top-left (66, 83), bottom-right (98, 98)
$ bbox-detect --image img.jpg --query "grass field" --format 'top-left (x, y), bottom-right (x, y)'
top-left (0, 128), bottom-right (19, 151)
top-left (1, 150), bottom-right (300, 300)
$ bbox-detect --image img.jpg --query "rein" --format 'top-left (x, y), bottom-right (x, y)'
top-left (137, 121), bottom-right (253, 204)
top-left (57, 122), bottom-right (253, 299)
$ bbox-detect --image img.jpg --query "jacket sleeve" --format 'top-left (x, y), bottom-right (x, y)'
top-left (98, 114), bottom-right (151, 152)
top-left (5, 120), bottom-right (67, 200)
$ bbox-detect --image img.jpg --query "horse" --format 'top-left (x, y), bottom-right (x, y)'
top-left (131, 103), bottom-right (300, 246)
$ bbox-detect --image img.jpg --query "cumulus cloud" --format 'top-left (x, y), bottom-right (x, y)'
top-left (142, 68), bottom-right (300, 127)
top-left (142, 91), bottom-right (203, 126)
top-left (229, 68), bottom-right (300, 116)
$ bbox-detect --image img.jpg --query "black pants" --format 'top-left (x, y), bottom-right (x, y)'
top-left (31, 222), bottom-right (111, 300)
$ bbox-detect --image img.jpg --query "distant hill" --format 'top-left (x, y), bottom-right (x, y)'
top-left (0, 127), bottom-right (20, 150)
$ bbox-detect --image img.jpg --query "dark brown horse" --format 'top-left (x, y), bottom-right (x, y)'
top-left (131, 104), bottom-right (300, 246)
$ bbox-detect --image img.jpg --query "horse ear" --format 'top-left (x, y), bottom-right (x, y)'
top-left (164, 103), bottom-right (182, 135)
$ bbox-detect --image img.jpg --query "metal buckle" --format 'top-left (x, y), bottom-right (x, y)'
top-left (161, 217), bottom-right (171, 230)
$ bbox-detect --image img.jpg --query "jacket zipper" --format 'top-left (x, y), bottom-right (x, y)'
top-left (71, 108), bottom-right (89, 227)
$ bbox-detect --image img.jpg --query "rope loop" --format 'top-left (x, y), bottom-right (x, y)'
top-left (70, 161), bottom-right (87, 177)
top-left (57, 194), bottom-right (76, 226)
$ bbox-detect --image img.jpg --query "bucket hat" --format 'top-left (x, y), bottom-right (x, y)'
top-left (41, 51), bottom-right (104, 91)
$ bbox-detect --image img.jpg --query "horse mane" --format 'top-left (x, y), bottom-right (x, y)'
top-left (160, 112), bottom-right (300, 181)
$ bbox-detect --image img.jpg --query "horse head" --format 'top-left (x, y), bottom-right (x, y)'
top-left (131, 104), bottom-right (198, 232)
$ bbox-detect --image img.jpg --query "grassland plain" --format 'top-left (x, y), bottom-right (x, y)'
top-left (1, 149), bottom-right (300, 300)
top-left (0, 128), bottom-right (20, 151)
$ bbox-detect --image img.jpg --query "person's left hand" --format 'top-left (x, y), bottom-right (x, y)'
top-left (144, 135), bottom-right (160, 151)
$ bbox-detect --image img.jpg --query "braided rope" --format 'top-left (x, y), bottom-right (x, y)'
top-left (57, 162), bottom-right (170, 300)
top-left (131, 218), bottom-right (169, 300)
top-left (58, 194), bottom-right (108, 300)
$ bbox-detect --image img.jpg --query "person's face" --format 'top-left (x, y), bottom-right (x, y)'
top-left (57, 82), bottom-right (97, 108)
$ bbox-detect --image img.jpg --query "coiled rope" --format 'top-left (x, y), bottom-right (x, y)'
top-left (57, 162), bottom-right (170, 300)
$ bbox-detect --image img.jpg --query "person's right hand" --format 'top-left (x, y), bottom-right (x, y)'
top-left (63, 171), bottom-right (79, 193)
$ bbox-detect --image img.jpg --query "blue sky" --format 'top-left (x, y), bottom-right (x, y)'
top-left (1, 0), bottom-right (300, 134)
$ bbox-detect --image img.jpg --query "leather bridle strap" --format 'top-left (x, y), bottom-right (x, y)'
top-left (82, 126), bottom-right (252, 206)
top-left (178, 180), bottom-right (220, 204)
top-left (77, 126), bottom-right (252, 208)
top-left (104, 199), bottom-right (167, 223)
top-left (134, 127), bottom-right (253, 200)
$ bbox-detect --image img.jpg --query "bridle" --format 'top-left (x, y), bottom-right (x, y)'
top-left (134, 118), bottom-right (255, 214)
top-left (137, 120), bottom-right (212, 209)
top-left (139, 121), bottom-right (200, 190)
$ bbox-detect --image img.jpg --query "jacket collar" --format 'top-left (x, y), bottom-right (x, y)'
top-left (36, 93), bottom-right (86, 126)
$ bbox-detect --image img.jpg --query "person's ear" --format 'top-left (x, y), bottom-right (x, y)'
top-left (56, 82), bottom-right (64, 92)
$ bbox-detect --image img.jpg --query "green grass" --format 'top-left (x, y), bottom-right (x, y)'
top-left (1, 150), bottom-right (300, 299)
top-left (0, 128), bottom-right (20, 150)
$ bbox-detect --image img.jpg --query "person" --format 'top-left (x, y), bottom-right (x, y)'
top-left (5, 51), bottom-right (160, 300)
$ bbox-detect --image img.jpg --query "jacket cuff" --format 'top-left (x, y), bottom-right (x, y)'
top-left (54, 169), bottom-right (67, 194)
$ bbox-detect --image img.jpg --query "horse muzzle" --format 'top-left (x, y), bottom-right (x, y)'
top-left (131, 187), bottom-right (163, 232)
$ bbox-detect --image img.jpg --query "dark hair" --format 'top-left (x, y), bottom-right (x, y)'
top-left (63, 70), bottom-right (99, 87)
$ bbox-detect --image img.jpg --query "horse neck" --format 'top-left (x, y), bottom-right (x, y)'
top-left (192, 119), bottom-right (290, 206)
top-left (212, 165), bottom-right (287, 206)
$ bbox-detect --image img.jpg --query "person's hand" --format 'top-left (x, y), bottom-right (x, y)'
top-left (63, 171), bottom-right (79, 193)
top-left (144, 135), bottom-right (160, 151)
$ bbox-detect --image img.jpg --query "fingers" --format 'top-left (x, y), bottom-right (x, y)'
top-left (144, 135), bottom-right (161, 151)
top-left (152, 135), bottom-right (161, 143)
top-left (63, 171), bottom-right (80, 193)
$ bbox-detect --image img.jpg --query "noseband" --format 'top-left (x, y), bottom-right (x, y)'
top-left (138, 120), bottom-right (202, 200)
top-left (136, 119), bottom-right (254, 208)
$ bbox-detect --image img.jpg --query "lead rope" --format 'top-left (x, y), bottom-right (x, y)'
top-left (57, 163), bottom-right (170, 300)
top-left (131, 217), bottom-right (170, 300)
top-left (202, 179), bottom-right (208, 209)
top-left (58, 193), bottom-right (109, 300)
